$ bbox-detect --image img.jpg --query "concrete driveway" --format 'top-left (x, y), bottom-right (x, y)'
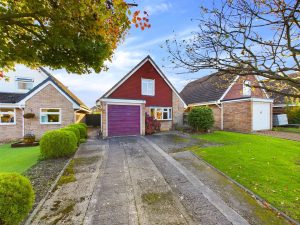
top-left (30, 132), bottom-right (289, 225)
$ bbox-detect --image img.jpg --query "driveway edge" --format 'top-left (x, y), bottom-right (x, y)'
top-left (190, 151), bottom-right (299, 225)
top-left (142, 136), bottom-right (250, 225)
top-left (24, 157), bottom-right (73, 225)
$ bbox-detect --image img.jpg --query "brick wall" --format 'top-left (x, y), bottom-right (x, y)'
top-left (224, 76), bottom-right (267, 100)
top-left (24, 84), bottom-right (75, 139)
top-left (172, 91), bottom-right (185, 127)
top-left (208, 105), bottom-right (222, 130)
top-left (0, 108), bottom-right (23, 143)
top-left (223, 101), bottom-right (252, 132)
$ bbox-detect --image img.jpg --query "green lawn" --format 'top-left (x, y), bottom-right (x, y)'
top-left (0, 144), bottom-right (40, 173)
top-left (273, 127), bottom-right (300, 133)
top-left (192, 131), bottom-right (300, 221)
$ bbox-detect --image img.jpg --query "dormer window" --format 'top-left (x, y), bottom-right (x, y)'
top-left (16, 77), bottom-right (33, 90)
top-left (142, 78), bottom-right (155, 96)
top-left (243, 80), bottom-right (251, 96)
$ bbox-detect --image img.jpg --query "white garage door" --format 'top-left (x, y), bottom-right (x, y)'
top-left (252, 102), bottom-right (271, 131)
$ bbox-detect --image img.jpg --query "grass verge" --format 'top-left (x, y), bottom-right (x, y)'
top-left (192, 131), bottom-right (300, 221)
top-left (0, 144), bottom-right (40, 173)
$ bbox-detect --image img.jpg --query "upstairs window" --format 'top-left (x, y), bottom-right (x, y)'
top-left (243, 80), bottom-right (251, 96)
top-left (16, 77), bottom-right (34, 90)
top-left (142, 78), bottom-right (155, 96)
top-left (40, 108), bottom-right (61, 124)
top-left (0, 108), bottom-right (15, 125)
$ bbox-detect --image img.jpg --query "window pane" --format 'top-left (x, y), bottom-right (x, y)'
top-left (156, 110), bottom-right (162, 120)
top-left (142, 81), bottom-right (147, 95)
top-left (0, 114), bottom-right (14, 123)
top-left (163, 111), bottom-right (168, 119)
top-left (0, 108), bottom-right (14, 113)
top-left (150, 108), bottom-right (155, 118)
top-left (48, 114), bottom-right (59, 122)
top-left (41, 115), bottom-right (48, 123)
top-left (169, 109), bottom-right (172, 119)
top-left (41, 109), bottom-right (60, 113)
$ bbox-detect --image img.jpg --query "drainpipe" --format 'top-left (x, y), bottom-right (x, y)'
top-left (18, 106), bottom-right (25, 136)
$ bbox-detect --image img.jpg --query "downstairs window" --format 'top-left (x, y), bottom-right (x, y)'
top-left (40, 108), bottom-right (61, 124)
top-left (150, 107), bottom-right (172, 120)
top-left (0, 108), bottom-right (16, 125)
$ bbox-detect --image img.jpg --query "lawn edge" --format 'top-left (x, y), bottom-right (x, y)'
top-left (190, 151), bottom-right (300, 225)
top-left (24, 157), bottom-right (73, 225)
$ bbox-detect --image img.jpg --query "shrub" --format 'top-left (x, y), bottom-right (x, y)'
top-left (61, 126), bottom-right (80, 145)
top-left (40, 130), bottom-right (77, 159)
top-left (77, 123), bottom-right (88, 129)
top-left (69, 124), bottom-right (87, 139)
top-left (0, 173), bottom-right (34, 225)
top-left (145, 113), bottom-right (161, 135)
top-left (286, 106), bottom-right (300, 124)
top-left (188, 107), bottom-right (214, 131)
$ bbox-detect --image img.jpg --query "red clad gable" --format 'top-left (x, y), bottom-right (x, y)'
top-left (108, 61), bottom-right (172, 107)
top-left (224, 75), bottom-right (267, 100)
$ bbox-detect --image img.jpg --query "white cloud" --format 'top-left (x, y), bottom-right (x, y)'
top-left (144, 3), bottom-right (172, 15)
top-left (51, 49), bottom-right (147, 107)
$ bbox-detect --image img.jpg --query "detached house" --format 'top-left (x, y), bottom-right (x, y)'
top-left (97, 56), bottom-right (186, 138)
top-left (0, 66), bottom-right (90, 143)
top-left (180, 73), bottom-right (273, 133)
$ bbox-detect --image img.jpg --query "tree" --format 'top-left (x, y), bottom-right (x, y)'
top-left (0, 0), bottom-right (150, 75)
top-left (166, 0), bottom-right (300, 98)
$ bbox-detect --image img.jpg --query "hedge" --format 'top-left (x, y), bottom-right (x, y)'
top-left (0, 173), bottom-right (34, 225)
top-left (188, 106), bottom-right (214, 131)
top-left (61, 126), bottom-right (80, 145)
top-left (40, 130), bottom-right (77, 159)
top-left (68, 124), bottom-right (87, 139)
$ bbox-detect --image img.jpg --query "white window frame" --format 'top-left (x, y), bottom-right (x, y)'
top-left (141, 78), bottom-right (155, 96)
top-left (0, 108), bottom-right (16, 125)
top-left (16, 77), bottom-right (34, 91)
top-left (243, 80), bottom-right (251, 96)
top-left (40, 108), bottom-right (61, 125)
top-left (150, 107), bottom-right (172, 121)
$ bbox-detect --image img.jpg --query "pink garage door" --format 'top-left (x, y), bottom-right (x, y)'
top-left (108, 105), bottom-right (140, 137)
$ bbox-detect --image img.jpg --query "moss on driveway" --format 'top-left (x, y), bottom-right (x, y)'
top-left (191, 131), bottom-right (300, 221)
top-left (0, 144), bottom-right (40, 173)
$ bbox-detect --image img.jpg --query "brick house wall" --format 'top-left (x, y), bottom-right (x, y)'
top-left (0, 109), bottom-right (23, 143)
top-left (24, 84), bottom-right (75, 139)
top-left (223, 101), bottom-right (252, 132)
top-left (224, 76), bottom-right (267, 100)
top-left (208, 105), bottom-right (222, 130)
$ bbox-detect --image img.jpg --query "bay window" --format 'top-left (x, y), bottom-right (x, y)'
top-left (40, 108), bottom-right (61, 124)
top-left (0, 108), bottom-right (16, 125)
top-left (150, 107), bottom-right (172, 120)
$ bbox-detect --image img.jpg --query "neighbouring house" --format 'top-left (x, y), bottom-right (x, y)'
top-left (0, 66), bottom-right (90, 143)
top-left (96, 56), bottom-right (186, 138)
top-left (180, 73), bottom-right (273, 133)
top-left (265, 73), bottom-right (300, 115)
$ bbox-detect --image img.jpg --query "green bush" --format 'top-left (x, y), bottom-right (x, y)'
top-left (286, 106), bottom-right (300, 124)
top-left (188, 107), bottom-right (214, 131)
top-left (0, 173), bottom-right (34, 225)
top-left (69, 124), bottom-right (87, 139)
top-left (78, 123), bottom-right (88, 129)
top-left (40, 130), bottom-right (77, 159)
top-left (61, 126), bottom-right (80, 145)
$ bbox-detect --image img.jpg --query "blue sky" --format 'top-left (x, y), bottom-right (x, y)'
top-left (51, 0), bottom-right (214, 107)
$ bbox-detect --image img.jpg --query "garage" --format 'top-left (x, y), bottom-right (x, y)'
top-left (108, 105), bottom-right (141, 137)
top-left (252, 101), bottom-right (272, 131)
top-left (222, 98), bottom-right (273, 132)
top-left (99, 99), bottom-right (146, 138)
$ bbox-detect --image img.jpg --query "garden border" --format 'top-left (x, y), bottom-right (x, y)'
top-left (190, 151), bottom-right (299, 225)
top-left (24, 158), bottom-right (72, 225)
